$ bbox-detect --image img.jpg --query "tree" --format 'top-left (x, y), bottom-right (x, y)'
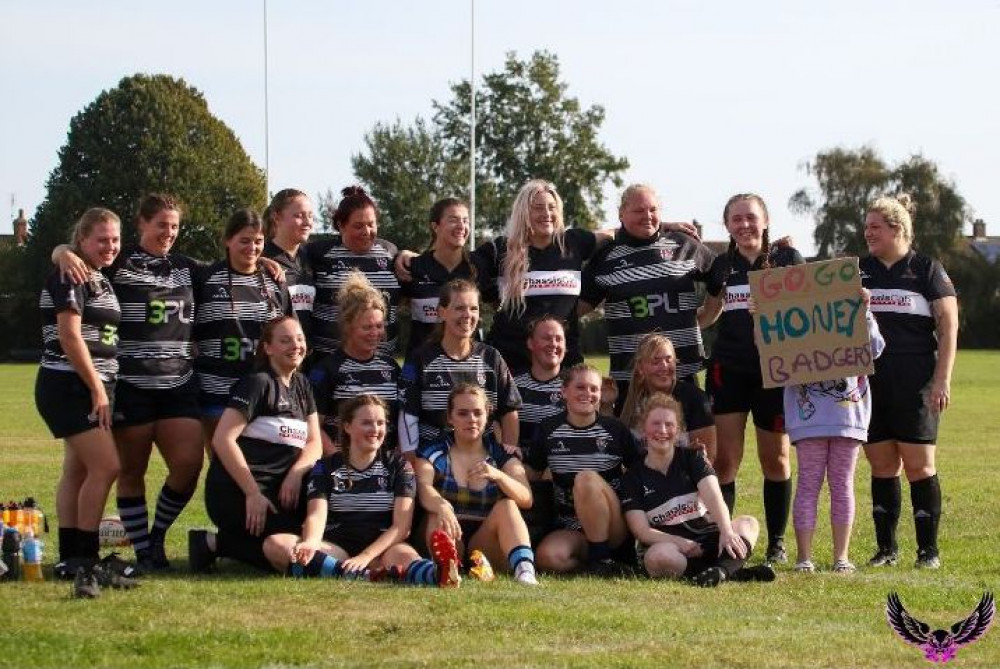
top-left (24, 73), bottom-right (266, 282)
top-left (350, 118), bottom-right (466, 250)
top-left (790, 146), bottom-right (967, 260)
top-left (350, 51), bottom-right (629, 247)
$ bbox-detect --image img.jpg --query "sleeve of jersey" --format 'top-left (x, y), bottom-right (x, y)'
top-left (46, 273), bottom-right (83, 315)
top-left (618, 469), bottom-right (642, 511)
top-left (569, 227), bottom-right (598, 259)
top-left (618, 422), bottom-right (644, 467)
top-left (579, 250), bottom-right (606, 307)
top-left (394, 456), bottom-right (417, 498)
top-left (679, 383), bottom-right (714, 430)
top-left (493, 352), bottom-right (522, 414)
top-left (304, 459), bottom-right (329, 501)
top-left (705, 254), bottom-right (730, 297)
top-left (226, 374), bottom-right (265, 422)
top-left (926, 259), bottom-right (957, 300)
top-left (296, 374), bottom-right (317, 415)
top-left (685, 448), bottom-right (717, 484)
top-left (524, 422), bottom-right (549, 471)
top-left (307, 360), bottom-right (332, 416)
top-left (280, 285), bottom-right (295, 318)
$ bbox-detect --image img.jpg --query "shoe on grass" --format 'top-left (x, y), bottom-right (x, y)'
top-left (729, 564), bottom-right (777, 582)
top-left (867, 548), bottom-right (898, 567)
top-left (692, 566), bottom-right (726, 587)
top-left (764, 540), bottom-right (788, 566)
top-left (72, 566), bottom-right (100, 599)
top-left (429, 529), bottom-right (461, 588)
top-left (587, 558), bottom-right (634, 579)
top-left (832, 559), bottom-right (856, 574)
top-left (99, 552), bottom-right (141, 579)
top-left (137, 535), bottom-right (171, 572)
top-left (93, 562), bottom-right (140, 589)
top-left (188, 529), bottom-right (217, 574)
top-left (793, 560), bottom-right (815, 573)
top-left (914, 548), bottom-right (941, 569)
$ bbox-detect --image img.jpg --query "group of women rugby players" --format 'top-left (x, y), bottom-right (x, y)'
top-left (35, 179), bottom-right (957, 597)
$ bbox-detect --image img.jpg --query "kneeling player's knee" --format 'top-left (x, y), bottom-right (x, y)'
top-left (644, 544), bottom-right (685, 578)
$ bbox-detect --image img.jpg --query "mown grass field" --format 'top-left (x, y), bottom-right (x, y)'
top-left (1, 353), bottom-right (999, 668)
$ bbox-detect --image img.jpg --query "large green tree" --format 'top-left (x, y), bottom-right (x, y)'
top-left (789, 146), bottom-right (967, 260)
top-left (350, 51), bottom-right (629, 248)
top-left (25, 73), bottom-right (265, 281)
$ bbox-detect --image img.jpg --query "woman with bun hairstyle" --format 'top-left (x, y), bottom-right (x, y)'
top-left (190, 316), bottom-right (321, 572)
top-left (306, 186), bottom-right (401, 357)
top-left (309, 271), bottom-right (401, 455)
top-left (263, 189), bottom-right (317, 343)
top-left (401, 197), bottom-right (489, 356)
top-left (36, 208), bottom-right (122, 585)
top-left (699, 193), bottom-right (804, 565)
top-left (860, 194), bottom-right (957, 569)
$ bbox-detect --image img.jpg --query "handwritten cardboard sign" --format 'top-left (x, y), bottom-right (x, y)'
top-left (749, 257), bottom-right (873, 388)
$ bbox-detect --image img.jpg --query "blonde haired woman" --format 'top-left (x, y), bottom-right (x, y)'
top-left (860, 194), bottom-right (957, 569)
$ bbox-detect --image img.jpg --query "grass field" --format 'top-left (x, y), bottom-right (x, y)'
top-left (1, 354), bottom-right (999, 668)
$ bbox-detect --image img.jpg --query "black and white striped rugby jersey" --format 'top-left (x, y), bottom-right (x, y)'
top-left (513, 370), bottom-right (564, 455)
top-left (860, 250), bottom-right (956, 357)
top-left (525, 412), bottom-right (641, 521)
top-left (263, 239), bottom-right (315, 344)
top-left (305, 450), bottom-right (415, 545)
top-left (306, 237), bottom-right (400, 356)
top-left (581, 229), bottom-right (715, 382)
top-left (40, 268), bottom-right (121, 381)
top-left (400, 341), bottom-right (521, 451)
top-left (308, 349), bottom-right (401, 449)
top-left (105, 247), bottom-right (200, 389)
top-left (193, 260), bottom-right (293, 407)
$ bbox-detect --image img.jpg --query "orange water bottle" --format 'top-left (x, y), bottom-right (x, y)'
top-left (21, 529), bottom-right (44, 582)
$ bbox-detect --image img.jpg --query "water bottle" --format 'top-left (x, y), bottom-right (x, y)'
top-left (21, 529), bottom-right (44, 582)
top-left (1, 527), bottom-right (21, 581)
top-left (22, 498), bottom-right (44, 535)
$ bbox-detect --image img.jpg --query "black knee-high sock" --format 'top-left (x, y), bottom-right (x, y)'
top-left (910, 474), bottom-right (941, 553)
top-left (871, 476), bottom-right (901, 552)
top-left (151, 484), bottom-right (193, 540)
top-left (720, 482), bottom-right (736, 514)
top-left (763, 478), bottom-right (792, 545)
top-left (58, 527), bottom-right (79, 562)
top-left (78, 529), bottom-right (100, 561)
top-left (716, 537), bottom-right (752, 577)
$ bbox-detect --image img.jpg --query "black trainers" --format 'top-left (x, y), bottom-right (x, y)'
top-left (188, 529), bottom-right (217, 573)
top-left (73, 566), bottom-right (100, 599)
top-left (692, 566), bottom-right (727, 587)
top-left (587, 558), bottom-right (635, 579)
top-left (137, 536), bottom-right (171, 573)
top-left (867, 548), bottom-right (899, 567)
top-left (729, 564), bottom-right (777, 583)
top-left (764, 540), bottom-right (788, 566)
top-left (55, 557), bottom-right (91, 581)
top-left (99, 552), bottom-right (142, 579)
top-left (914, 548), bottom-right (941, 569)
top-left (93, 562), bottom-right (140, 590)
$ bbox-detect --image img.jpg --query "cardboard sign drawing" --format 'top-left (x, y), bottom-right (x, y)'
top-left (749, 257), bottom-right (873, 388)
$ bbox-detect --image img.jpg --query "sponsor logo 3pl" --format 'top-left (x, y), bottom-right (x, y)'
top-left (886, 591), bottom-right (994, 664)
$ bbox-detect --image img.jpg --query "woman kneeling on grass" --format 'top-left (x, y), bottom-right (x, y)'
top-left (190, 316), bottom-right (321, 572)
top-left (620, 394), bottom-right (775, 586)
top-left (416, 384), bottom-right (539, 585)
top-left (262, 395), bottom-right (457, 586)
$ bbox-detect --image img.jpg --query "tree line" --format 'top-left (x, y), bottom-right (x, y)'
top-left (1, 55), bottom-right (997, 356)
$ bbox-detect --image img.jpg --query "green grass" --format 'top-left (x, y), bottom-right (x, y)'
top-left (2, 354), bottom-right (1000, 668)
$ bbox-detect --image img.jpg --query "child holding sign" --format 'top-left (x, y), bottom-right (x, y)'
top-left (782, 290), bottom-right (885, 573)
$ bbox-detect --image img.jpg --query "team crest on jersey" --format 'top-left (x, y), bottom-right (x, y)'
top-left (212, 286), bottom-right (230, 300)
top-left (376, 258), bottom-right (388, 270)
top-left (901, 268), bottom-right (918, 280)
top-left (859, 269), bottom-right (871, 280)
top-left (595, 436), bottom-right (609, 452)
top-left (659, 248), bottom-right (675, 260)
top-left (477, 371), bottom-right (487, 385)
top-left (552, 440), bottom-right (570, 453)
top-left (430, 374), bottom-right (449, 389)
top-left (382, 371), bottom-right (393, 381)
top-left (615, 259), bottom-right (632, 270)
top-left (550, 391), bottom-right (562, 403)
top-left (344, 374), bottom-right (359, 386)
top-left (378, 476), bottom-right (388, 490)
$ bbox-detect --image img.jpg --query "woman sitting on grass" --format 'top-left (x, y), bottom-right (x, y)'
top-left (262, 394), bottom-right (458, 586)
top-left (190, 316), bottom-right (321, 572)
top-left (620, 394), bottom-right (775, 586)
top-left (415, 384), bottom-right (538, 585)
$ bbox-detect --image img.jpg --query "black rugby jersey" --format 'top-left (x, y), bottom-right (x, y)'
top-left (620, 449), bottom-right (717, 541)
top-left (306, 237), bottom-right (400, 356)
top-left (226, 369), bottom-right (316, 484)
top-left (400, 341), bottom-right (522, 450)
top-left (263, 240), bottom-right (315, 342)
top-left (39, 269), bottom-right (120, 381)
top-left (305, 449), bottom-right (414, 547)
top-left (308, 350), bottom-right (401, 449)
top-left (623, 380), bottom-right (714, 441)
top-left (513, 371), bottom-right (565, 455)
top-left (401, 250), bottom-right (489, 356)
top-left (581, 229), bottom-right (715, 381)
top-left (860, 251), bottom-right (955, 356)
top-left (525, 412), bottom-right (641, 522)
top-left (479, 228), bottom-right (597, 372)
top-left (193, 261), bottom-right (293, 407)
top-left (106, 247), bottom-right (199, 389)
top-left (707, 245), bottom-right (804, 372)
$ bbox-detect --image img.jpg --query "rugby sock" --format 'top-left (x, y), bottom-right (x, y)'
top-left (716, 537), bottom-right (752, 577)
top-left (404, 558), bottom-right (439, 586)
top-left (720, 482), bottom-right (737, 514)
top-left (763, 478), bottom-right (792, 545)
top-left (151, 484), bottom-right (193, 539)
top-left (871, 476), bottom-right (901, 552)
top-left (587, 541), bottom-right (611, 564)
top-left (117, 495), bottom-right (151, 553)
top-left (58, 527), bottom-right (79, 562)
top-left (78, 529), bottom-right (100, 560)
top-left (910, 474), bottom-right (941, 553)
top-left (507, 545), bottom-right (535, 571)
top-left (289, 551), bottom-right (340, 578)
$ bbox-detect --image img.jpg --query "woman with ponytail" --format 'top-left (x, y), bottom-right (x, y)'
top-left (699, 193), bottom-right (804, 566)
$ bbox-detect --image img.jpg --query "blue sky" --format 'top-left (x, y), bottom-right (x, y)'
top-left (2, 0), bottom-right (997, 254)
